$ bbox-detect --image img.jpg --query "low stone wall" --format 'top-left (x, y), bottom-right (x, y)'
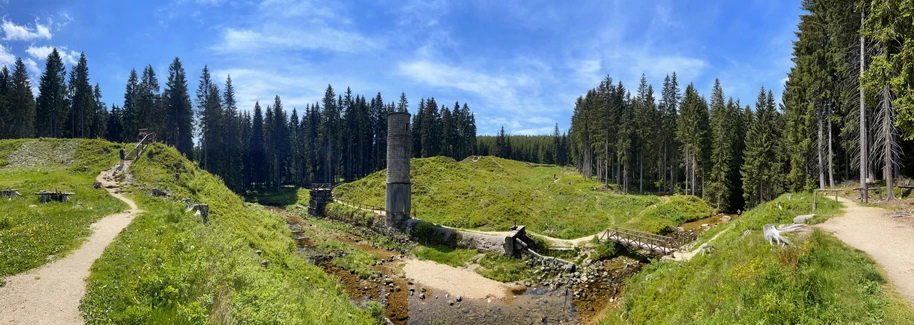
top-left (456, 231), bottom-right (505, 253)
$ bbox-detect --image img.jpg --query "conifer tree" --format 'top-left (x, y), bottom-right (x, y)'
top-left (35, 49), bottom-right (68, 138)
top-left (163, 57), bottom-right (194, 156)
top-left (66, 53), bottom-right (94, 138)
top-left (8, 58), bottom-right (35, 138)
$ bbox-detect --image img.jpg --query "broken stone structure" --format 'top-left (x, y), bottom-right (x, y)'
top-left (308, 183), bottom-right (333, 216)
top-left (503, 226), bottom-right (538, 257)
top-left (386, 112), bottom-right (412, 229)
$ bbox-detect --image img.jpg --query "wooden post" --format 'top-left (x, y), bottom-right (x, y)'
top-left (813, 190), bottom-right (817, 211)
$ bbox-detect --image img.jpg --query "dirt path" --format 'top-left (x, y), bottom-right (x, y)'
top-left (0, 163), bottom-right (141, 324)
top-left (818, 197), bottom-right (914, 307)
top-left (402, 259), bottom-right (521, 300)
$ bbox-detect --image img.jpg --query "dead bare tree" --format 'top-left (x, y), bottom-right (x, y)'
top-left (872, 84), bottom-right (901, 200)
top-left (859, 10), bottom-right (869, 202)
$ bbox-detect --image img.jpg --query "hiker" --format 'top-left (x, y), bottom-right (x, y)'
top-left (119, 147), bottom-right (126, 167)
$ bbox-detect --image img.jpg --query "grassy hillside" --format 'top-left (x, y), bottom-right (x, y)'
top-left (607, 193), bottom-right (914, 324)
top-left (0, 139), bottom-right (126, 277)
top-left (333, 156), bottom-right (710, 238)
top-left (81, 143), bottom-right (376, 323)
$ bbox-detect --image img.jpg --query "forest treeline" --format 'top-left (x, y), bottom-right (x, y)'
top-left (0, 49), bottom-right (478, 193)
top-left (488, 1), bottom-right (914, 212)
top-left (476, 126), bottom-right (570, 166)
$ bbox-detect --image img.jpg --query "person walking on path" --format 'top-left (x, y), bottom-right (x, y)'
top-left (119, 147), bottom-right (126, 168)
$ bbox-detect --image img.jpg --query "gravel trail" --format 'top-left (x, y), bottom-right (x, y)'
top-left (818, 197), bottom-right (914, 307)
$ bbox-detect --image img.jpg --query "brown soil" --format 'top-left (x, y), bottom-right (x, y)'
top-left (572, 257), bottom-right (643, 324)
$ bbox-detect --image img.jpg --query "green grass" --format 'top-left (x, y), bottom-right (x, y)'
top-left (606, 193), bottom-right (914, 324)
top-left (332, 156), bottom-right (711, 238)
top-left (317, 240), bottom-right (380, 278)
top-left (245, 186), bottom-right (302, 208)
top-left (80, 143), bottom-right (376, 324)
top-left (0, 139), bottom-right (126, 277)
top-left (475, 252), bottom-right (534, 283)
top-left (413, 244), bottom-right (478, 267)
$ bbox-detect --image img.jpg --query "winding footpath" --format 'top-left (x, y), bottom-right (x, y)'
top-left (818, 197), bottom-right (914, 307)
top-left (0, 163), bottom-right (141, 324)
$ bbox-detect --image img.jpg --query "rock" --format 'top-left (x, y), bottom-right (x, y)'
top-left (419, 293), bottom-right (426, 300)
top-left (260, 260), bottom-right (270, 267)
top-left (255, 250), bottom-right (263, 256)
top-left (456, 295), bottom-right (463, 302)
top-left (420, 287), bottom-right (426, 293)
top-left (448, 300), bottom-right (454, 306)
top-left (721, 215), bottom-right (731, 222)
top-left (793, 214), bottom-right (815, 224)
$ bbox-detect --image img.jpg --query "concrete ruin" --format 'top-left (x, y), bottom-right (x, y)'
top-left (503, 226), bottom-right (539, 257)
top-left (308, 183), bottom-right (333, 216)
top-left (386, 112), bottom-right (412, 230)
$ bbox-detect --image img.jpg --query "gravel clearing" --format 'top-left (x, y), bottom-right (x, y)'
top-left (2, 139), bottom-right (79, 170)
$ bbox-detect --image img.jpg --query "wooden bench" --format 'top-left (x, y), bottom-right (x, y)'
top-left (36, 190), bottom-right (75, 203)
top-left (0, 189), bottom-right (21, 200)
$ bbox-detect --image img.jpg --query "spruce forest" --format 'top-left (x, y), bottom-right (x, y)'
top-left (0, 52), bottom-right (478, 193)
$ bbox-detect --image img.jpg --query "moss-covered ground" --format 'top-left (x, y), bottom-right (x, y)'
top-left (332, 156), bottom-right (711, 238)
top-left (0, 139), bottom-right (126, 277)
top-left (606, 193), bottom-right (914, 324)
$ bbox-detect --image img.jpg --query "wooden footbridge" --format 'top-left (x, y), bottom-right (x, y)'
top-left (599, 227), bottom-right (681, 255)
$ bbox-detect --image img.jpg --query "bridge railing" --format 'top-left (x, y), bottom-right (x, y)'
top-left (601, 227), bottom-right (681, 252)
top-left (125, 132), bottom-right (156, 161)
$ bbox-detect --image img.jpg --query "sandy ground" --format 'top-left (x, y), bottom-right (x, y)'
top-left (402, 259), bottom-right (521, 300)
top-left (0, 163), bottom-right (141, 324)
top-left (818, 197), bottom-right (914, 307)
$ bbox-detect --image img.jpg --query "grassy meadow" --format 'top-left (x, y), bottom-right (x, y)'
top-left (80, 142), bottom-right (377, 324)
top-left (332, 156), bottom-right (711, 238)
top-left (606, 193), bottom-right (914, 324)
top-left (0, 139), bottom-right (126, 277)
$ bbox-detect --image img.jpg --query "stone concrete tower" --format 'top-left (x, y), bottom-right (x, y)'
top-left (386, 112), bottom-right (411, 229)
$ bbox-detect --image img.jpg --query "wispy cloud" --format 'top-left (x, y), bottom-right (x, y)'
top-left (25, 45), bottom-right (79, 65)
top-left (213, 26), bottom-right (378, 54)
top-left (1, 19), bottom-right (52, 41)
top-left (0, 44), bottom-right (14, 66)
top-left (211, 0), bottom-right (379, 54)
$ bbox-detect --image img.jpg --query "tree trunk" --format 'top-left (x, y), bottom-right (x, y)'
top-left (859, 12), bottom-right (868, 202)
top-left (818, 112), bottom-right (825, 189)
top-left (828, 105), bottom-right (834, 188)
top-left (883, 86), bottom-right (896, 201)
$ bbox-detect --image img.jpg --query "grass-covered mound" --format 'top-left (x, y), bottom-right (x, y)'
top-left (607, 193), bottom-right (914, 324)
top-left (332, 156), bottom-right (711, 238)
top-left (81, 143), bottom-right (376, 324)
top-left (0, 139), bottom-right (126, 277)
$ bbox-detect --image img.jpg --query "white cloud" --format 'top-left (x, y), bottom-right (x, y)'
top-left (214, 26), bottom-right (377, 54)
top-left (398, 60), bottom-right (542, 114)
top-left (514, 126), bottom-right (555, 136)
top-left (2, 19), bottom-right (52, 41)
top-left (211, 0), bottom-right (377, 54)
top-left (0, 44), bottom-right (14, 66)
top-left (25, 46), bottom-right (79, 65)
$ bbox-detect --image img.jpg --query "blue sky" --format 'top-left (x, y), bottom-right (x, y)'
top-left (0, 0), bottom-right (801, 135)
